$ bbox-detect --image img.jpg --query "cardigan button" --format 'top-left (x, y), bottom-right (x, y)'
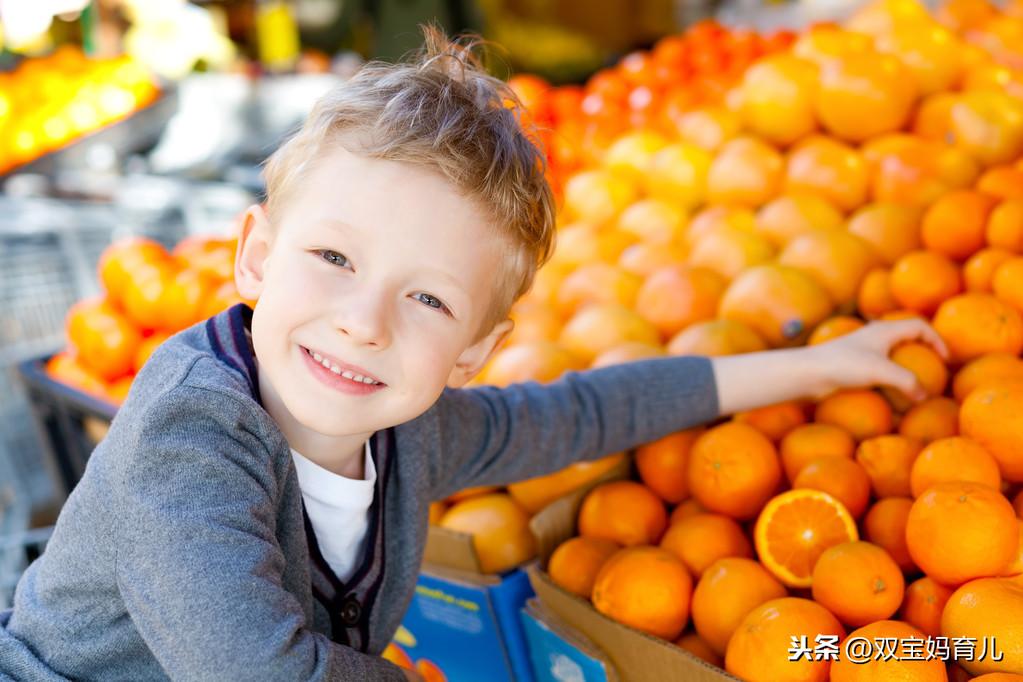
top-left (341, 597), bottom-right (362, 626)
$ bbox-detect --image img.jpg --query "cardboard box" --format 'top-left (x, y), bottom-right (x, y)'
top-left (394, 563), bottom-right (535, 682)
top-left (527, 487), bottom-right (741, 682)
top-left (521, 598), bottom-right (619, 682)
top-left (398, 456), bottom-right (633, 681)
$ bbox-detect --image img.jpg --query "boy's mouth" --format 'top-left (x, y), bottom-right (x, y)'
top-left (300, 346), bottom-right (386, 386)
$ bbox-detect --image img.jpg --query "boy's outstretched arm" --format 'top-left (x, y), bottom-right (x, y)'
top-left (425, 318), bottom-right (946, 499)
top-left (711, 318), bottom-right (949, 414)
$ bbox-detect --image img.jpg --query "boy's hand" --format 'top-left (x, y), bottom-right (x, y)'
top-left (803, 318), bottom-right (950, 401)
top-left (711, 317), bottom-right (950, 415)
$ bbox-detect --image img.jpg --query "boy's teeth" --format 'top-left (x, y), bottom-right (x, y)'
top-left (341, 370), bottom-right (355, 379)
top-left (310, 348), bottom-right (379, 385)
top-left (312, 352), bottom-right (323, 362)
top-left (330, 365), bottom-right (342, 375)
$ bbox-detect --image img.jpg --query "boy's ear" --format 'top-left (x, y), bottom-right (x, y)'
top-left (234, 204), bottom-right (273, 301)
top-left (447, 319), bottom-right (515, 388)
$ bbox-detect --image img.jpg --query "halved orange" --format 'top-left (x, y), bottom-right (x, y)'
top-left (753, 489), bottom-right (858, 588)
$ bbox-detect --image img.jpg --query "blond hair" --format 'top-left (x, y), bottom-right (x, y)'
top-left (262, 26), bottom-right (556, 338)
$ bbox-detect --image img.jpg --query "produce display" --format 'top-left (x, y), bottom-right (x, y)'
top-left (455, 0), bottom-right (1023, 678)
top-left (0, 46), bottom-right (160, 174)
top-left (47, 236), bottom-right (246, 405)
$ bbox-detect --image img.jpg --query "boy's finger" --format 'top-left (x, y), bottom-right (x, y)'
top-left (878, 362), bottom-right (927, 402)
top-left (883, 319), bottom-right (950, 361)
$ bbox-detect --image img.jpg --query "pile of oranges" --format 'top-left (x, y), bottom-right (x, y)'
top-left (47, 236), bottom-right (246, 405)
top-left (448, 0), bottom-right (1023, 679)
top-left (0, 46), bottom-right (159, 174)
top-left (507, 21), bottom-right (797, 196)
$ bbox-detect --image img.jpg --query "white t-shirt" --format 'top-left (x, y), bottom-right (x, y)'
top-left (290, 441), bottom-right (375, 584)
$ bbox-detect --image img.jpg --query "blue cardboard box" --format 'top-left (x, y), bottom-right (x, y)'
top-left (521, 599), bottom-right (617, 682)
top-left (392, 560), bottom-right (536, 682)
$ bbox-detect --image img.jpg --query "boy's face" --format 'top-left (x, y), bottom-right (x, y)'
top-left (235, 145), bottom-right (513, 442)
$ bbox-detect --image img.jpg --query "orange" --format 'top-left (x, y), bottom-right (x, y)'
top-left (45, 352), bottom-right (107, 398)
top-left (830, 620), bottom-right (948, 681)
top-left (506, 302), bottom-right (562, 345)
top-left (119, 260), bottom-right (172, 332)
top-left (507, 452), bottom-right (627, 513)
top-left (858, 268), bottom-right (900, 319)
top-left (885, 342), bottom-right (949, 410)
top-left (899, 396), bottom-right (960, 443)
top-left (867, 135), bottom-right (980, 208)
top-left (949, 91), bottom-right (1023, 167)
top-left (674, 106), bottom-right (743, 153)
top-left (563, 169), bottom-right (639, 225)
top-left (706, 136), bottom-right (784, 208)
top-left (754, 489), bottom-right (859, 588)
top-left (438, 493), bottom-right (537, 574)
top-left (846, 203), bottom-right (922, 267)
top-left (549, 224), bottom-right (637, 270)
top-left (864, 497), bottom-right (917, 572)
top-left (780, 423), bottom-right (856, 483)
top-left (428, 501), bottom-right (447, 524)
top-left (687, 422), bottom-right (782, 520)
top-left (590, 342), bottom-right (665, 368)
top-left (987, 199), bottom-right (1023, 251)
top-left (519, 262), bottom-right (571, 308)
top-left (97, 237), bottom-right (170, 307)
top-left (901, 576), bottom-right (954, 637)
top-left (914, 91), bottom-right (957, 141)
top-left (548, 536), bottom-right (621, 599)
top-left (971, 674), bottom-right (1023, 682)
top-left (660, 513), bottom-right (753, 578)
top-left (933, 293), bottom-right (1023, 365)
top-left (687, 226), bottom-right (776, 281)
top-left (617, 241), bottom-right (688, 278)
top-left (685, 205), bottom-right (757, 248)
top-left (754, 194), bottom-right (843, 249)
top-left (875, 23), bottom-right (965, 96)
top-left (636, 429), bottom-right (703, 504)
top-left (481, 341), bottom-right (583, 386)
top-left (616, 198), bottom-right (687, 245)
top-left (718, 264), bottom-right (834, 347)
top-left (778, 230), bottom-right (878, 306)
top-left (844, 0), bottom-right (933, 36)
top-left (814, 53), bottom-right (917, 143)
top-left (644, 142), bottom-right (713, 209)
top-left (737, 54), bottom-right (819, 146)
top-left (785, 135), bottom-right (870, 212)
top-left (1005, 519), bottom-right (1023, 576)
top-left (808, 316), bottom-right (864, 345)
top-left (578, 480), bottom-right (668, 547)
top-left (793, 458), bottom-right (872, 519)
top-left (199, 280), bottom-right (245, 320)
top-left (993, 257), bottom-right (1023, 313)
top-left (667, 319), bottom-right (767, 357)
top-left (954, 353), bottom-right (1023, 401)
top-left (890, 250), bottom-right (962, 315)
top-left (558, 304), bottom-right (661, 364)
top-left (910, 437), bottom-right (1002, 498)
top-left (734, 401), bottom-right (807, 442)
top-left (816, 390), bottom-right (894, 441)
top-left (691, 558), bottom-right (787, 656)
top-left (811, 541), bottom-right (905, 626)
top-left (132, 331), bottom-right (171, 374)
top-left (635, 265), bottom-right (726, 339)
top-left (942, 576), bottom-right (1023, 675)
top-left (725, 597), bottom-right (845, 682)
top-left (670, 498), bottom-right (707, 525)
top-left (907, 481), bottom-right (1019, 586)
top-left (555, 263), bottom-right (642, 317)
top-left (979, 168), bottom-right (1023, 201)
top-left (603, 130), bottom-right (669, 182)
top-left (961, 384), bottom-right (1023, 482)
top-left (792, 25), bottom-right (872, 65)
top-left (921, 190), bottom-right (995, 262)
top-left (155, 267), bottom-right (216, 332)
top-left (856, 434), bottom-right (921, 498)
top-left (66, 298), bottom-right (142, 382)
top-left (445, 485), bottom-right (501, 503)
top-left (675, 632), bottom-right (723, 667)
top-left (591, 546), bottom-right (693, 640)
top-left (964, 248), bottom-right (1016, 292)
top-left (1016, 489), bottom-right (1023, 518)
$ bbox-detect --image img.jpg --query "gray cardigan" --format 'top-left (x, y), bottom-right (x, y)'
top-left (0, 304), bottom-right (719, 680)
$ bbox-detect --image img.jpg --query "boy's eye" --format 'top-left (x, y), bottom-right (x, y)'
top-left (319, 250), bottom-right (349, 268)
top-left (414, 292), bottom-right (447, 312)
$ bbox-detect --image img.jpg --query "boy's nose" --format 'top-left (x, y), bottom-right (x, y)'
top-left (331, 294), bottom-right (392, 349)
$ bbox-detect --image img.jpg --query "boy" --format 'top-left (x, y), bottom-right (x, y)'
top-left (0, 30), bottom-right (945, 681)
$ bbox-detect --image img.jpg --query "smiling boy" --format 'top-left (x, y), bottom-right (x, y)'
top-left (0, 30), bottom-right (945, 681)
